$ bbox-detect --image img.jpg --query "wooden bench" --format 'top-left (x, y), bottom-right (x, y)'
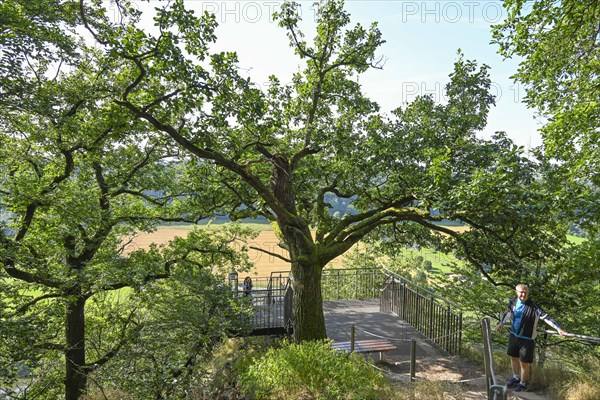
top-left (332, 339), bottom-right (396, 361)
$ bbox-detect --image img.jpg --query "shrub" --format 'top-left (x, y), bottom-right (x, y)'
top-left (198, 336), bottom-right (277, 399)
top-left (238, 339), bottom-right (393, 400)
top-left (423, 260), bottom-right (433, 271)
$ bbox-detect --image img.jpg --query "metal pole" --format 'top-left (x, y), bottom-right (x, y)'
top-left (429, 296), bottom-right (434, 339)
top-left (355, 269), bottom-right (358, 299)
top-left (410, 339), bottom-right (416, 383)
top-left (402, 282), bottom-right (406, 320)
top-left (458, 312), bottom-right (463, 356)
top-left (445, 306), bottom-right (451, 353)
top-left (350, 325), bottom-right (356, 353)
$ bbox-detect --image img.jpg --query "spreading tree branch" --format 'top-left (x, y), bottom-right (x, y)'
top-left (249, 245), bottom-right (291, 263)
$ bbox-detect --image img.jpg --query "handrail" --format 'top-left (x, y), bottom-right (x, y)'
top-left (539, 330), bottom-right (600, 344)
top-left (321, 267), bottom-right (384, 300)
top-left (243, 268), bottom-right (464, 342)
top-left (481, 317), bottom-right (507, 400)
top-left (380, 271), bottom-right (462, 354)
top-left (283, 283), bottom-right (294, 332)
top-left (381, 268), bottom-right (462, 311)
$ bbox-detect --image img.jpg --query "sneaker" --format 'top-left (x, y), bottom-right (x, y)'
top-left (506, 377), bottom-right (520, 388)
top-left (515, 383), bottom-right (528, 392)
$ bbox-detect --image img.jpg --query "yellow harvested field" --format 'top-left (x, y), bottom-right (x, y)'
top-left (129, 224), bottom-right (468, 277)
top-left (129, 228), bottom-right (346, 277)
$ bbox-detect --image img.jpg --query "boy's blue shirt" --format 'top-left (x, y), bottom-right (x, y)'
top-left (512, 299), bottom-right (531, 340)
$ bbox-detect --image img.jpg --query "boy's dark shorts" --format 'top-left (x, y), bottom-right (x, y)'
top-left (507, 334), bottom-right (535, 363)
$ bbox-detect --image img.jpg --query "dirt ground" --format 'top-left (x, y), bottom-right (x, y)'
top-left (379, 355), bottom-right (487, 398)
top-left (380, 355), bottom-right (547, 400)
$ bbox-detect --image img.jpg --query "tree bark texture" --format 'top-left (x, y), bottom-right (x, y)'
top-left (65, 296), bottom-right (87, 400)
top-left (291, 260), bottom-right (327, 342)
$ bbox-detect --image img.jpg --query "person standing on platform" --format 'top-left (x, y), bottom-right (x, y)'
top-left (242, 276), bottom-right (253, 297)
top-left (496, 283), bottom-right (567, 392)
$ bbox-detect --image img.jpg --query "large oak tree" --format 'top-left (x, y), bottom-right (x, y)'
top-left (103, 0), bottom-right (566, 341)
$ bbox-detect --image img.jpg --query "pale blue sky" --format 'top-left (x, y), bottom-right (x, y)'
top-left (138, 1), bottom-right (541, 148)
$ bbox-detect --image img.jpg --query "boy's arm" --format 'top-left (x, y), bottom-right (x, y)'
top-left (496, 301), bottom-right (512, 331)
top-left (536, 304), bottom-right (567, 335)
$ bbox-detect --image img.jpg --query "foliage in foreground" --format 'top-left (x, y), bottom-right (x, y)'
top-left (237, 339), bottom-right (393, 400)
top-left (83, 268), bottom-right (253, 400)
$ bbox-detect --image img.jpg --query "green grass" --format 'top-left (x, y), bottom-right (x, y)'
top-left (420, 249), bottom-right (461, 274)
top-left (567, 234), bottom-right (586, 245)
top-left (396, 247), bottom-right (463, 275)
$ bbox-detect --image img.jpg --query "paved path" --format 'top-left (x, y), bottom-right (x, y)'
top-left (323, 298), bottom-right (445, 358)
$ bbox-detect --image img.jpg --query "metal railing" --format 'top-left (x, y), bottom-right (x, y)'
top-left (380, 270), bottom-right (462, 355)
top-left (235, 267), bottom-right (463, 349)
top-left (321, 268), bottom-right (386, 300)
top-left (540, 330), bottom-right (600, 345)
top-left (481, 317), bottom-right (507, 400)
top-left (283, 284), bottom-right (294, 332)
top-left (236, 271), bottom-right (291, 333)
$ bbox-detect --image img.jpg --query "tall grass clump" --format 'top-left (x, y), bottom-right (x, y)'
top-left (527, 361), bottom-right (572, 393)
top-left (554, 354), bottom-right (600, 400)
top-left (238, 339), bottom-right (393, 400)
top-left (560, 381), bottom-right (600, 400)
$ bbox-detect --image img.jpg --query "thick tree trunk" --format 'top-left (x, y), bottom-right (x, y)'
top-left (537, 334), bottom-right (548, 367)
top-left (291, 261), bottom-right (327, 341)
top-left (270, 154), bottom-right (328, 341)
top-left (65, 296), bottom-right (87, 400)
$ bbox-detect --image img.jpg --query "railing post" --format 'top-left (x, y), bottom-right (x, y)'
top-left (415, 292), bottom-right (420, 331)
top-left (458, 312), bottom-right (463, 356)
top-left (336, 269), bottom-right (340, 300)
top-left (372, 268), bottom-right (377, 297)
top-left (350, 325), bottom-right (356, 353)
top-left (482, 318), bottom-right (492, 396)
top-left (481, 317), bottom-right (507, 400)
top-left (428, 296), bottom-right (434, 339)
top-left (402, 282), bottom-right (406, 320)
top-left (410, 339), bottom-right (417, 383)
top-left (391, 279), bottom-right (396, 314)
top-left (228, 271), bottom-right (238, 294)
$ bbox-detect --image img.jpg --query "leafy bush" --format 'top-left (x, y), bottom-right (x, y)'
top-left (238, 339), bottom-right (393, 400)
top-left (198, 336), bottom-right (277, 399)
top-left (84, 267), bottom-right (253, 399)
